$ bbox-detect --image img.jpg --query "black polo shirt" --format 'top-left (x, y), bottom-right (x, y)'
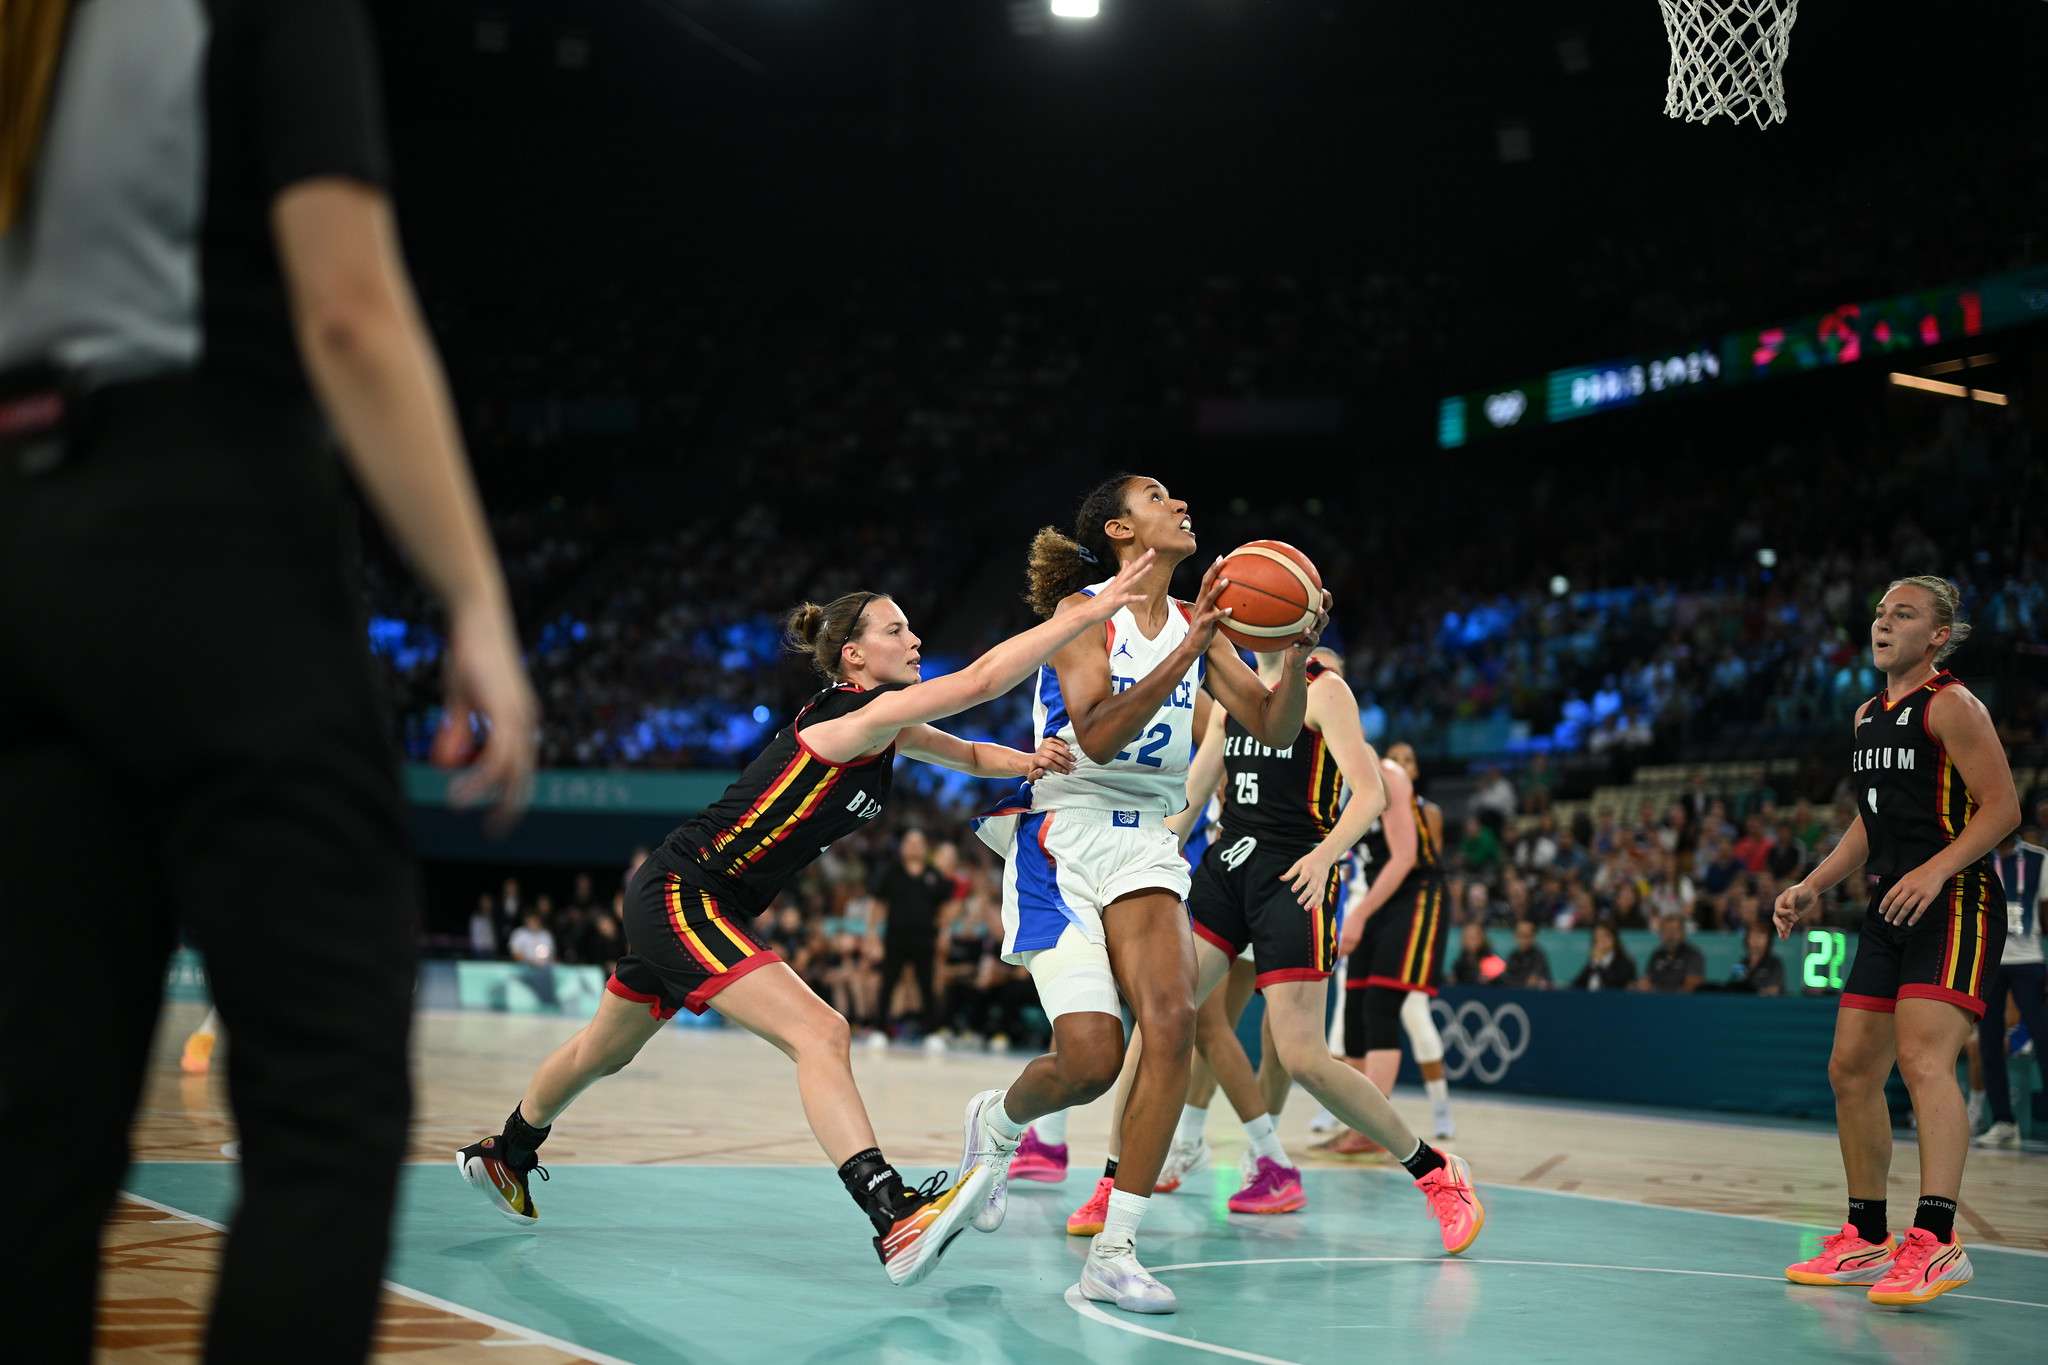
top-left (0, 0), bottom-right (389, 396)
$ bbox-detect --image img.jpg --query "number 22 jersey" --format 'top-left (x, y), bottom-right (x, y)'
top-left (1023, 579), bottom-right (1205, 815)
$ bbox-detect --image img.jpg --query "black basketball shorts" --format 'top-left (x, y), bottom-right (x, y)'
top-left (609, 857), bottom-right (782, 1018)
top-left (1346, 872), bottom-right (1449, 996)
top-left (1188, 835), bottom-right (1342, 988)
top-left (1842, 867), bottom-right (2006, 1019)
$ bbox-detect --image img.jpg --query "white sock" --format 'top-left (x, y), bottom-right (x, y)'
top-left (988, 1091), bottom-right (1028, 1142)
top-left (1425, 1078), bottom-right (1450, 1106)
top-left (1031, 1109), bottom-right (1069, 1146)
top-left (1174, 1103), bottom-right (1208, 1147)
top-left (194, 1007), bottom-right (220, 1038)
top-left (1097, 1188), bottom-right (1149, 1250)
top-left (1242, 1113), bottom-right (1287, 1165)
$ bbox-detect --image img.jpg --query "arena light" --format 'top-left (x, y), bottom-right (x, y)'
top-left (1549, 575), bottom-right (1570, 598)
top-left (1050, 0), bottom-right (1100, 18)
top-left (1971, 389), bottom-right (2008, 405)
top-left (1889, 371), bottom-right (1967, 397)
top-left (1756, 547), bottom-right (1778, 568)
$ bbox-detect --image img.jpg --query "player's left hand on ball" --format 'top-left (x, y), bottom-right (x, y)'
top-left (1878, 865), bottom-right (1946, 927)
top-left (1279, 851), bottom-right (1335, 909)
top-left (1292, 589), bottom-right (1334, 654)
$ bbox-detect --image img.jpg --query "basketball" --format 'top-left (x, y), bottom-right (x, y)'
top-left (1215, 540), bottom-right (1322, 651)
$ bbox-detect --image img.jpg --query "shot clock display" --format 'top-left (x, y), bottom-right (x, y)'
top-left (1438, 262), bottom-right (2048, 447)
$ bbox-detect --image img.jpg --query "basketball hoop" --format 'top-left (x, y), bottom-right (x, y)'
top-left (1659, 0), bottom-right (1798, 128)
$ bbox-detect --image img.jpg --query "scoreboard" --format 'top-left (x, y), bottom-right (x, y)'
top-left (1439, 263), bottom-right (2048, 447)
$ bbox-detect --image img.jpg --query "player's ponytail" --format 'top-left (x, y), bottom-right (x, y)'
top-left (784, 591), bottom-right (891, 680)
top-left (1886, 575), bottom-right (1972, 663)
top-left (1024, 472), bottom-right (1137, 618)
top-left (0, 0), bottom-right (75, 235)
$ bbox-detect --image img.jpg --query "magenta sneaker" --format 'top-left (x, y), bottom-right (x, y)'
top-left (1009, 1128), bottom-right (1069, 1184)
top-left (1227, 1157), bottom-right (1306, 1214)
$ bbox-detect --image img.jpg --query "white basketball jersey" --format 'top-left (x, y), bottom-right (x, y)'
top-left (1025, 580), bottom-right (1205, 815)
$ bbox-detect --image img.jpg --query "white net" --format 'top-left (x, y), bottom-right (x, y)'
top-left (1659, 0), bottom-right (1799, 128)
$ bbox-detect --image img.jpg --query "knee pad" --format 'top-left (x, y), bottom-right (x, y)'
top-left (1363, 987), bottom-right (1405, 1053)
top-left (1401, 988), bottom-right (1443, 1065)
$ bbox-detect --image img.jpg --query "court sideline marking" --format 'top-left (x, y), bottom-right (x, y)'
top-left (115, 1190), bottom-right (636, 1365)
top-left (1066, 1256), bottom-right (2048, 1365)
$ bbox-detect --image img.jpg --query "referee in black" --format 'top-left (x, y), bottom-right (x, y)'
top-left (0, 3), bottom-right (536, 1361)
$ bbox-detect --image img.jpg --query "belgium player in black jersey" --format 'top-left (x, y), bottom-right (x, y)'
top-left (1777, 577), bottom-right (2017, 1306)
top-left (456, 554), bottom-right (1153, 1288)
top-left (1181, 646), bottom-right (1485, 1254)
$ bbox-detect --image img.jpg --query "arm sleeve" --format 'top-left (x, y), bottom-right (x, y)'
top-left (251, 0), bottom-right (392, 196)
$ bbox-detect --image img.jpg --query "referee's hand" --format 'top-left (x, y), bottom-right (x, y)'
top-left (432, 602), bottom-right (539, 834)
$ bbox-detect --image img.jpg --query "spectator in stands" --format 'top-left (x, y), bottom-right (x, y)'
top-left (1460, 814), bottom-right (1503, 879)
top-left (1696, 834), bottom-right (1742, 901)
top-left (1791, 799), bottom-right (1828, 854)
top-left (1471, 767), bottom-right (1517, 832)
top-left (1720, 878), bottom-right (1763, 934)
top-left (935, 884), bottom-right (1002, 1042)
top-left (1518, 753), bottom-right (1556, 814)
top-left (1570, 922), bottom-right (1637, 992)
top-left (1592, 808), bottom-right (1623, 859)
top-left (1610, 880), bottom-right (1649, 930)
top-left (1558, 884), bottom-right (1598, 931)
top-left (1462, 880), bottom-right (1494, 926)
top-left (469, 895), bottom-right (498, 959)
top-left (1732, 813), bottom-right (1774, 873)
top-left (1767, 819), bottom-right (1806, 882)
top-left (508, 909), bottom-right (556, 968)
top-left (580, 895), bottom-right (625, 975)
top-left (1646, 850), bottom-right (1696, 926)
top-left (1735, 767), bottom-right (1777, 821)
top-left (1511, 813), bottom-right (1558, 873)
top-left (1701, 800), bottom-right (1737, 845)
top-left (1552, 827), bottom-right (1591, 883)
top-left (496, 876), bottom-right (526, 947)
top-left (1451, 924), bottom-right (1505, 985)
top-left (1501, 919), bottom-right (1553, 988)
top-left (1679, 769), bottom-right (1715, 826)
top-left (1638, 914), bottom-right (1705, 993)
top-left (1726, 922), bottom-right (1785, 996)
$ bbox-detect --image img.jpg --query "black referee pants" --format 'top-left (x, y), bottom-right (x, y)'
top-left (0, 376), bottom-right (417, 1364)
top-left (881, 934), bottom-right (940, 1034)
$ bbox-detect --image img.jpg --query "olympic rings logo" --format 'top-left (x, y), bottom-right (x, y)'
top-left (1429, 999), bottom-right (1531, 1084)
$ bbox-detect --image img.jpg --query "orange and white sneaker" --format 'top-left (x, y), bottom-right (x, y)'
top-left (180, 1029), bottom-right (216, 1076)
top-left (1866, 1227), bottom-right (1972, 1306)
top-left (456, 1136), bottom-right (548, 1226)
top-left (877, 1165), bottom-right (994, 1287)
top-left (1784, 1225), bottom-right (1899, 1286)
top-left (1416, 1152), bottom-right (1483, 1255)
top-left (1067, 1175), bottom-right (1114, 1236)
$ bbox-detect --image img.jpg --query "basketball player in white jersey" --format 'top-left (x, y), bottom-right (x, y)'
top-left (954, 474), bottom-right (1327, 1314)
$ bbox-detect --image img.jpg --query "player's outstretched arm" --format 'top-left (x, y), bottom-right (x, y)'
top-left (801, 550), bottom-right (1155, 763)
top-left (1340, 760), bottom-right (1415, 955)
top-left (1276, 678), bottom-right (1387, 909)
top-left (897, 727), bottom-right (1076, 782)
top-left (1775, 817), bottom-right (1867, 940)
top-left (1167, 695), bottom-right (1228, 844)
top-left (1877, 683), bottom-right (2019, 926)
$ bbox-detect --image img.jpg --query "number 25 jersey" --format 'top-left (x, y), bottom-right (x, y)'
top-left (1026, 580), bottom-right (1205, 815)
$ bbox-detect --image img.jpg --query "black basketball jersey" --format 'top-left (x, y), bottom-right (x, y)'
top-left (1852, 670), bottom-right (1988, 880)
top-left (1217, 658), bottom-right (1345, 855)
top-left (660, 682), bottom-right (904, 913)
top-left (1359, 776), bottom-right (1443, 886)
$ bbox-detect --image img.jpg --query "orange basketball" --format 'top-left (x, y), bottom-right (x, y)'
top-left (1215, 540), bottom-right (1323, 651)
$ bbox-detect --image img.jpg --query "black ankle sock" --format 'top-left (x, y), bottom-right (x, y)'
top-left (503, 1106), bottom-right (551, 1162)
top-left (1847, 1197), bottom-right (1887, 1244)
top-left (1913, 1196), bottom-right (1957, 1244)
top-left (1399, 1140), bottom-right (1448, 1180)
top-left (837, 1148), bottom-right (909, 1236)
top-left (1103, 1157), bottom-right (1119, 1181)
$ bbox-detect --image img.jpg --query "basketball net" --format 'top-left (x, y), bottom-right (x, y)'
top-left (1659, 0), bottom-right (1798, 128)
